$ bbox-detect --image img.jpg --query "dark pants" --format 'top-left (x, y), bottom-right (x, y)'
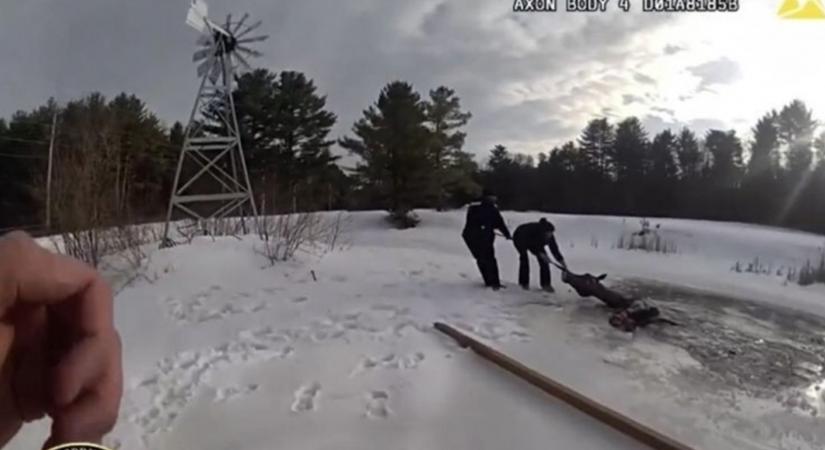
top-left (515, 243), bottom-right (550, 288)
top-left (462, 230), bottom-right (500, 287)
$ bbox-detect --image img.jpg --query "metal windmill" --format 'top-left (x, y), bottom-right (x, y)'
top-left (161, 0), bottom-right (268, 245)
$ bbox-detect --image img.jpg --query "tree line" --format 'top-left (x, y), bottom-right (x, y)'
top-left (1, 69), bottom-right (824, 234)
top-left (480, 100), bottom-right (825, 234)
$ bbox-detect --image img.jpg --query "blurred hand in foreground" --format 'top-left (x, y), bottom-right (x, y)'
top-left (0, 231), bottom-right (122, 449)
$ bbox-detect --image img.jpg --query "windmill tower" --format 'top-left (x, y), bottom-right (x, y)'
top-left (162, 0), bottom-right (269, 245)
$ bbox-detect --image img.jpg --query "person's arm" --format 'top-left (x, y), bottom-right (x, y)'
top-left (547, 234), bottom-right (565, 266)
top-left (494, 209), bottom-right (511, 239)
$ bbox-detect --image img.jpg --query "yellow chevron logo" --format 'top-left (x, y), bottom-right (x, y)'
top-left (778, 0), bottom-right (825, 19)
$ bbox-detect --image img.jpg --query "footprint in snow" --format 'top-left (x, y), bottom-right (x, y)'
top-left (215, 384), bottom-right (259, 403)
top-left (352, 352), bottom-right (425, 375)
top-left (365, 390), bottom-right (391, 419)
top-left (292, 382), bottom-right (322, 413)
top-left (248, 302), bottom-right (268, 312)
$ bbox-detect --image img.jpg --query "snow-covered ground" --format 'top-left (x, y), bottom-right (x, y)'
top-left (8, 210), bottom-right (825, 450)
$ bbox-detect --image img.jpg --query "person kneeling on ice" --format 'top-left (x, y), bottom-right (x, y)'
top-left (512, 218), bottom-right (566, 292)
top-left (462, 188), bottom-right (511, 290)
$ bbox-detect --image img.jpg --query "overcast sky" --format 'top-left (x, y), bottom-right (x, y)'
top-left (1, 0), bottom-right (824, 163)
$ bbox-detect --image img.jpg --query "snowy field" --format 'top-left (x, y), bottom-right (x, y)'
top-left (7, 210), bottom-right (825, 450)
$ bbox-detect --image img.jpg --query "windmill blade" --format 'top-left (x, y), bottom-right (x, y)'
top-left (197, 33), bottom-right (213, 46)
top-left (224, 13), bottom-right (232, 33)
top-left (205, 18), bottom-right (230, 37)
top-left (236, 20), bottom-right (262, 39)
top-left (232, 13), bottom-right (250, 34)
top-left (237, 34), bottom-right (269, 44)
top-left (197, 57), bottom-right (214, 79)
top-left (236, 46), bottom-right (263, 58)
top-left (198, 58), bottom-right (215, 78)
top-left (234, 52), bottom-right (253, 71)
top-left (193, 47), bottom-right (213, 62)
top-left (209, 61), bottom-right (222, 84)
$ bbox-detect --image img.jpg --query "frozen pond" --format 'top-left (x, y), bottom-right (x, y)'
top-left (607, 280), bottom-right (825, 417)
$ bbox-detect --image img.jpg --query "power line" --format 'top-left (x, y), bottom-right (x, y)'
top-left (0, 152), bottom-right (47, 160)
top-left (0, 136), bottom-right (50, 145)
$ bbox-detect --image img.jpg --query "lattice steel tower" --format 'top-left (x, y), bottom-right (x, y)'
top-left (162, 1), bottom-right (268, 245)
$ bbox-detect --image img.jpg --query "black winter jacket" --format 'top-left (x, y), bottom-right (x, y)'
top-left (513, 222), bottom-right (564, 263)
top-left (463, 201), bottom-right (511, 239)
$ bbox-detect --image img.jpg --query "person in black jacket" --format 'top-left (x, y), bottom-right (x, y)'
top-left (462, 189), bottom-right (511, 290)
top-left (512, 218), bottom-right (566, 292)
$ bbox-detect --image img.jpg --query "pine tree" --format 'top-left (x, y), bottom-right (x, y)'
top-left (611, 118), bottom-right (649, 212)
top-left (778, 100), bottom-right (816, 176)
top-left (774, 100), bottom-right (817, 227)
top-left (0, 109), bottom-right (52, 228)
top-left (815, 131), bottom-right (825, 169)
top-left (443, 150), bottom-right (481, 208)
top-left (108, 93), bottom-right (169, 216)
top-left (275, 71), bottom-right (338, 192)
top-left (340, 81), bottom-right (432, 227)
top-left (810, 132), bottom-right (825, 231)
top-left (169, 122), bottom-right (186, 148)
top-left (704, 129), bottom-right (744, 188)
top-left (747, 112), bottom-right (780, 180)
top-left (487, 145), bottom-right (511, 172)
top-left (483, 145), bottom-right (514, 208)
top-left (231, 69), bottom-right (338, 209)
top-left (233, 69), bottom-right (278, 175)
top-left (644, 130), bottom-right (679, 215)
top-left (676, 128), bottom-right (702, 180)
top-left (743, 112), bottom-right (781, 222)
top-left (649, 130), bottom-right (678, 180)
top-left (611, 117), bottom-right (649, 182)
top-left (424, 86), bottom-right (473, 210)
top-left (578, 118), bottom-right (615, 178)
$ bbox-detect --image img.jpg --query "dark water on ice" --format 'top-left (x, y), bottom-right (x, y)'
top-left (602, 280), bottom-right (825, 415)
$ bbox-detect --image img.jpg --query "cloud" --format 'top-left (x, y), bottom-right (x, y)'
top-left (0, 0), bottom-right (679, 161)
top-left (642, 115), bottom-right (679, 137)
top-left (688, 118), bottom-right (729, 135)
top-left (642, 115), bottom-right (727, 138)
top-left (687, 57), bottom-right (742, 93)
top-left (623, 94), bottom-right (644, 105)
top-left (651, 106), bottom-right (675, 116)
top-left (633, 73), bottom-right (657, 85)
top-left (663, 44), bottom-right (684, 55)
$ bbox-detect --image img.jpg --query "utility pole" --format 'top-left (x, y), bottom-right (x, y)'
top-left (45, 110), bottom-right (58, 230)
